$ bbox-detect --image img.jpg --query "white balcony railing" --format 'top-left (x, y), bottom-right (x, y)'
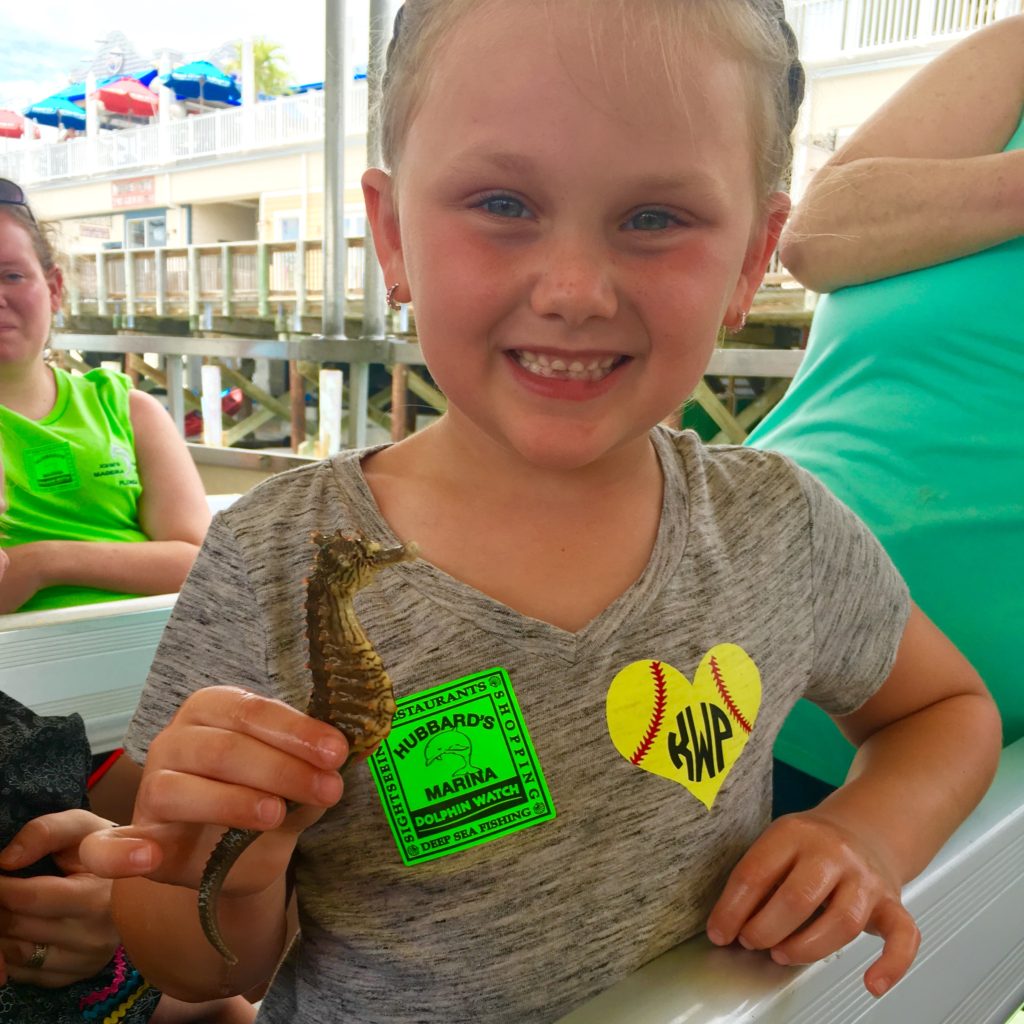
top-left (0, 84), bottom-right (368, 187)
top-left (785, 0), bottom-right (1022, 63)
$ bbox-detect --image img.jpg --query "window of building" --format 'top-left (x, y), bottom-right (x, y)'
top-left (126, 214), bottom-right (166, 249)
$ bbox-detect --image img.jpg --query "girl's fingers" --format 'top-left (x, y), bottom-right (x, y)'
top-left (139, 734), bottom-right (344, 829)
top-left (767, 877), bottom-right (873, 964)
top-left (81, 805), bottom-right (325, 891)
top-left (706, 832), bottom-right (793, 946)
top-left (731, 857), bottom-right (840, 952)
top-left (170, 687), bottom-right (348, 771)
top-left (863, 899), bottom-right (921, 997)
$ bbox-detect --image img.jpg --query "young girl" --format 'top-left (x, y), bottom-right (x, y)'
top-left (81, 2), bottom-right (1001, 1021)
top-left (0, 180), bottom-right (210, 613)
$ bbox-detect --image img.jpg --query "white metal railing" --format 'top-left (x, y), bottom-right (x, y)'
top-left (0, 84), bottom-right (368, 187)
top-left (785, 0), bottom-right (1022, 62)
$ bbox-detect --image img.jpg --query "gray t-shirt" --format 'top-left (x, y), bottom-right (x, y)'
top-left (125, 427), bottom-right (910, 1023)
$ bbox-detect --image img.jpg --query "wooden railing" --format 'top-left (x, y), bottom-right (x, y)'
top-left (64, 237), bottom-right (365, 329)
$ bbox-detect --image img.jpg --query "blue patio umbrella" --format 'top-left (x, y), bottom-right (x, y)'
top-left (158, 60), bottom-right (240, 107)
top-left (23, 94), bottom-right (86, 130)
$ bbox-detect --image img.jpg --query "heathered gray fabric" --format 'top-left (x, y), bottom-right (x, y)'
top-left (125, 427), bottom-right (910, 1023)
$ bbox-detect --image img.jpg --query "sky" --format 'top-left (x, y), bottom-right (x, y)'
top-left (0, 1), bottom-right (341, 112)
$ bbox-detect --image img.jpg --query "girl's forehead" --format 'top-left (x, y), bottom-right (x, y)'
top-left (420, 1), bottom-right (747, 133)
top-left (407, 2), bottom-right (754, 180)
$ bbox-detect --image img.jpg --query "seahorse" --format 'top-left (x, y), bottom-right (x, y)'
top-left (197, 530), bottom-right (418, 965)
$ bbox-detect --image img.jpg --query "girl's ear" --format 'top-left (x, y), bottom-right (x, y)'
top-left (362, 168), bottom-right (406, 290)
top-left (728, 192), bottom-right (791, 318)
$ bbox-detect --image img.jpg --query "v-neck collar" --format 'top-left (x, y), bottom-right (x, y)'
top-left (327, 428), bottom-right (690, 664)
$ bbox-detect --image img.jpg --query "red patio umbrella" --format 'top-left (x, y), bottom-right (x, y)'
top-left (92, 77), bottom-right (159, 117)
top-left (0, 109), bottom-right (40, 139)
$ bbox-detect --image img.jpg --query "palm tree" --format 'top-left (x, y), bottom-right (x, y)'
top-left (227, 38), bottom-right (292, 97)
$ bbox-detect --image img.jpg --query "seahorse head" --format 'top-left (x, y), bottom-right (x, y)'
top-left (310, 530), bottom-right (418, 595)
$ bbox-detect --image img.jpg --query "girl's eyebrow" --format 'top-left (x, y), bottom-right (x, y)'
top-left (449, 148), bottom-right (540, 176)
top-left (450, 149), bottom-right (726, 199)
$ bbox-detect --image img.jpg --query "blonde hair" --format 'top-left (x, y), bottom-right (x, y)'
top-left (377, 0), bottom-right (805, 200)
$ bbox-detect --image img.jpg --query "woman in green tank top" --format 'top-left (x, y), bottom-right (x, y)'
top-left (0, 212), bottom-right (256, 1022)
top-left (0, 180), bottom-right (210, 613)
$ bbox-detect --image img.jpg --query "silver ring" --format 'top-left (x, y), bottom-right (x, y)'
top-left (25, 942), bottom-right (50, 969)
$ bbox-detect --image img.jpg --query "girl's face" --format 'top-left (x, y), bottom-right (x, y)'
top-left (365, 1), bottom-right (787, 472)
top-left (0, 212), bottom-right (62, 374)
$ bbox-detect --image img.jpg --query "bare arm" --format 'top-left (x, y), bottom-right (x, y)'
top-left (708, 603), bottom-right (1001, 996)
top-left (81, 689), bottom-right (349, 1000)
top-left (781, 15), bottom-right (1024, 291)
top-left (0, 390), bottom-right (210, 611)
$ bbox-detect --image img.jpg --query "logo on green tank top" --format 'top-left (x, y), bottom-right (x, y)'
top-left (23, 442), bottom-right (79, 492)
top-left (369, 667), bottom-right (556, 865)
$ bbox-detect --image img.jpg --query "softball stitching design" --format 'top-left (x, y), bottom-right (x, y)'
top-left (631, 660), bottom-right (668, 764)
top-left (710, 654), bottom-right (753, 735)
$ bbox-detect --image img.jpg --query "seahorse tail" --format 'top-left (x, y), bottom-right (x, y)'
top-left (197, 826), bottom-right (263, 966)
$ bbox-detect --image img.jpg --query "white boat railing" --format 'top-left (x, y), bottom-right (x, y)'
top-left (0, 493), bottom-right (242, 752)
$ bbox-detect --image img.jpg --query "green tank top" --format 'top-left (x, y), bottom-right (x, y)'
top-left (747, 111), bottom-right (1024, 785)
top-left (0, 367), bottom-right (146, 612)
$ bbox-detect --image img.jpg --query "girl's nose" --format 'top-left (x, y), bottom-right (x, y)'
top-left (529, 239), bottom-right (618, 327)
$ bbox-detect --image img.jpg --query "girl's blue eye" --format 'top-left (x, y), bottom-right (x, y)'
top-left (626, 209), bottom-right (679, 231)
top-left (479, 195), bottom-right (529, 219)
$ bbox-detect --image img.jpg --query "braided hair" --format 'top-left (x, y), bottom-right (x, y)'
top-left (378, 0), bottom-right (806, 196)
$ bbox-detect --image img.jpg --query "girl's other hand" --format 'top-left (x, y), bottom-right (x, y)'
top-left (705, 809), bottom-right (921, 998)
top-left (81, 686), bottom-right (350, 896)
top-left (0, 809), bottom-right (120, 988)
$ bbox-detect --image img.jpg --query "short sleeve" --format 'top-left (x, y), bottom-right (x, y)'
top-left (123, 513), bottom-right (272, 763)
top-left (798, 466), bottom-right (912, 715)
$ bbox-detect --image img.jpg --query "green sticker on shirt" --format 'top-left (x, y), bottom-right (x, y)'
top-left (369, 667), bottom-right (556, 865)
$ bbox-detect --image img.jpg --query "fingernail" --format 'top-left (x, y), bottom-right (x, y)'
top-left (317, 735), bottom-right (346, 764)
top-left (771, 949), bottom-right (790, 965)
top-left (258, 797), bottom-right (282, 824)
top-left (707, 928), bottom-right (725, 946)
top-left (872, 977), bottom-right (890, 997)
top-left (738, 935), bottom-right (754, 950)
top-left (128, 845), bottom-right (153, 869)
top-left (315, 771), bottom-right (342, 802)
top-left (0, 843), bottom-right (23, 866)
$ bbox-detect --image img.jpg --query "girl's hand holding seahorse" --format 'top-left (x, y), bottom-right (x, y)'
top-left (80, 686), bottom-right (349, 894)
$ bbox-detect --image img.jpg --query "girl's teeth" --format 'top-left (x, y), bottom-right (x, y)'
top-left (516, 351), bottom-right (619, 382)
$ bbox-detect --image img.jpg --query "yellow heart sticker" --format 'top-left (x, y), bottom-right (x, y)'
top-left (605, 646), bottom-right (761, 810)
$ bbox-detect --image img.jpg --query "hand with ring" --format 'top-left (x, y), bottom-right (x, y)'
top-left (0, 809), bottom-right (120, 988)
